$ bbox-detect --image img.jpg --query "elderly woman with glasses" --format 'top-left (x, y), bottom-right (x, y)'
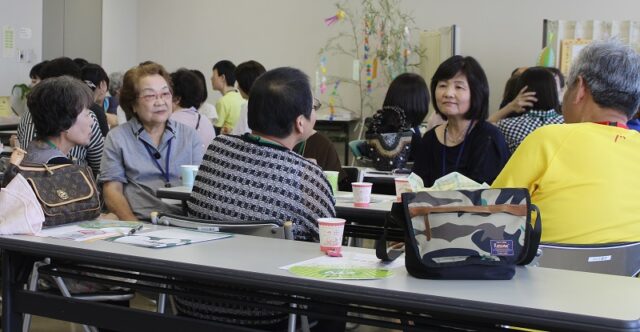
top-left (99, 62), bottom-right (204, 221)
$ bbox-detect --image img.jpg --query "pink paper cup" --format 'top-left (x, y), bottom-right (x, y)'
top-left (318, 218), bottom-right (346, 252)
top-left (351, 182), bottom-right (373, 207)
top-left (394, 177), bottom-right (411, 202)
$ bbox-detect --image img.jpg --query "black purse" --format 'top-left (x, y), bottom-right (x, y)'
top-left (365, 106), bottom-right (413, 171)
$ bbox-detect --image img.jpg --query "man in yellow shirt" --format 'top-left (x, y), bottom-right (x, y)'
top-left (211, 60), bottom-right (245, 134)
top-left (493, 40), bottom-right (640, 244)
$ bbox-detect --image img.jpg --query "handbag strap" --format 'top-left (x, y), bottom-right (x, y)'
top-left (376, 203), bottom-right (406, 262)
top-left (518, 203), bottom-right (542, 265)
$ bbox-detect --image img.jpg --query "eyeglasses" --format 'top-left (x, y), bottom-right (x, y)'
top-left (312, 98), bottom-right (322, 111)
top-left (139, 91), bottom-right (172, 103)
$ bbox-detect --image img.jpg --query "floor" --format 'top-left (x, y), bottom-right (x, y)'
top-left (19, 293), bottom-right (399, 332)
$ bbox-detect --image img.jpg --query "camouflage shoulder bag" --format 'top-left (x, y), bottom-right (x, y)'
top-left (377, 188), bottom-right (541, 280)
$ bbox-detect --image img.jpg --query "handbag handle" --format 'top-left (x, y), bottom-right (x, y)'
top-left (367, 106), bottom-right (411, 134)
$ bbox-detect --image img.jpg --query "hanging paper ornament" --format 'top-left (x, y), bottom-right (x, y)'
top-left (537, 32), bottom-right (556, 67)
top-left (324, 10), bottom-right (346, 26)
top-left (328, 80), bottom-right (341, 120)
top-left (319, 55), bottom-right (328, 94)
top-left (402, 26), bottom-right (412, 69)
top-left (364, 18), bottom-right (373, 94)
top-left (372, 57), bottom-right (378, 79)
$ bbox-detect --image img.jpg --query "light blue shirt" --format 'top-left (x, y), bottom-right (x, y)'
top-left (99, 117), bottom-right (204, 220)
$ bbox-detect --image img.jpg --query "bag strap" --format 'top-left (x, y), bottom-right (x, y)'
top-left (518, 203), bottom-right (542, 265)
top-left (376, 203), bottom-right (406, 262)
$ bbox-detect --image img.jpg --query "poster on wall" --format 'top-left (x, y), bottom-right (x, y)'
top-left (560, 39), bottom-right (592, 77)
top-left (3, 26), bottom-right (15, 58)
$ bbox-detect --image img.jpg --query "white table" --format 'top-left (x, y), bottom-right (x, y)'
top-left (2, 229), bottom-right (640, 331)
top-left (156, 187), bottom-right (396, 227)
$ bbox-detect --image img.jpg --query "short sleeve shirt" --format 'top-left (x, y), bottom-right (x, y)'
top-left (99, 118), bottom-right (204, 219)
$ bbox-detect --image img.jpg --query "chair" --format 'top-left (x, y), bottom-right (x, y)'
top-left (151, 212), bottom-right (310, 332)
top-left (536, 242), bottom-right (640, 277)
top-left (348, 140), bottom-right (373, 167)
top-left (23, 258), bottom-right (136, 332)
top-left (339, 166), bottom-right (360, 192)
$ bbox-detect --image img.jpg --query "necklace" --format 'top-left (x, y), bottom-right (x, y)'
top-left (444, 122), bottom-right (471, 145)
top-left (442, 121), bottom-right (474, 177)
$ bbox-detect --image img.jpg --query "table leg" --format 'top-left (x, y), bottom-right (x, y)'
top-left (2, 250), bottom-right (22, 331)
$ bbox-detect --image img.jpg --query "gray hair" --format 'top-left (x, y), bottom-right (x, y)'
top-left (108, 71), bottom-right (124, 96)
top-left (566, 40), bottom-right (640, 118)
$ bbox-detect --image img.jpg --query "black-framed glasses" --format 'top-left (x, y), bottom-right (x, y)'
top-left (312, 98), bottom-right (322, 111)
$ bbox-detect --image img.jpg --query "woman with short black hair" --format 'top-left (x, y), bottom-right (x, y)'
top-left (412, 55), bottom-right (510, 187)
top-left (25, 76), bottom-right (94, 165)
top-left (496, 67), bottom-right (564, 153)
top-left (170, 68), bottom-right (215, 147)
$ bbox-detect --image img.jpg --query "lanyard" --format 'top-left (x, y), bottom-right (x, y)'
top-left (141, 138), bottom-right (173, 187)
top-left (594, 121), bottom-right (629, 129)
top-left (442, 121), bottom-right (474, 177)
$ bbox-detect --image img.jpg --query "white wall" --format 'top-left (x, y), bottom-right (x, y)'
top-left (102, 0), bottom-right (137, 74)
top-left (132, 0), bottom-right (640, 114)
top-left (0, 0), bottom-right (43, 96)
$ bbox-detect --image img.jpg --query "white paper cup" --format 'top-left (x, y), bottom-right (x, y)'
top-left (318, 218), bottom-right (346, 252)
top-left (394, 177), bottom-right (411, 202)
top-left (351, 182), bottom-right (373, 207)
top-left (180, 165), bottom-right (199, 188)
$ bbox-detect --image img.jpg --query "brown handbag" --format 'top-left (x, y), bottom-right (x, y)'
top-left (2, 149), bottom-right (101, 227)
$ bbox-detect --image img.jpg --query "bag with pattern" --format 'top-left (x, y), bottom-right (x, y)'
top-left (377, 188), bottom-right (541, 280)
top-left (364, 106), bottom-right (413, 171)
top-left (2, 149), bottom-right (101, 227)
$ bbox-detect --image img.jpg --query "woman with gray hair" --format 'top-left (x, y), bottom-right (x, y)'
top-left (494, 39), bottom-right (640, 244)
top-left (106, 71), bottom-right (124, 127)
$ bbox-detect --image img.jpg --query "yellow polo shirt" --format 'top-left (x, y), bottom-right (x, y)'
top-left (214, 90), bottom-right (244, 132)
top-left (493, 123), bottom-right (640, 244)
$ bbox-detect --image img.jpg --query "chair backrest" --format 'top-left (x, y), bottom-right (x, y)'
top-left (348, 140), bottom-right (366, 159)
top-left (536, 242), bottom-right (640, 277)
top-left (151, 212), bottom-right (293, 240)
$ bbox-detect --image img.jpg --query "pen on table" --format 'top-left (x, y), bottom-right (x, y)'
top-left (129, 224), bottom-right (144, 235)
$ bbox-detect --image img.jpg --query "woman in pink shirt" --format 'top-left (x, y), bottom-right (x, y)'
top-left (169, 68), bottom-right (216, 148)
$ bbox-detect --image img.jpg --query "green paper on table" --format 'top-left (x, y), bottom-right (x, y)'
top-left (288, 266), bottom-right (393, 280)
top-left (281, 252), bottom-right (402, 280)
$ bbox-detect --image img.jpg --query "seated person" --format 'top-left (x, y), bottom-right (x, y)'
top-left (183, 66), bottom-right (336, 330)
top-left (192, 69), bottom-right (218, 126)
top-left (380, 73), bottom-right (430, 160)
top-left (493, 40), bottom-right (640, 244)
top-left (294, 98), bottom-right (347, 187)
top-left (17, 57), bottom-right (105, 176)
top-left (412, 55), bottom-right (510, 187)
top-left (494, 67), bottom-right (564, 153)
top-left (81, 63), bottom-right (111, 136)
top-left (231, 60), bottom-right (266, 135)
top-left (169, 68), bottom-right (215, 148)
top-left (23, 76), bottom-right (94, 164)
top-left (100, 62), bottom-right (204, 221)
top-left (187, 67), bottom-right (335, 241)
top-left (211, 60), bottom-right (244, 135)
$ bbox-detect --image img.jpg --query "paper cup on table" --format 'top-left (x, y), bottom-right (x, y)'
top-left (318, 218), bottom-right (346, 252)
top-left (394, 177), bottom-right (412, 202)
top-left (323, 171), bottom-right (339, 194)
top-left (351, 182), bottom-right (373, 207)
top-left (180, 165), bottom-right (199, 188)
